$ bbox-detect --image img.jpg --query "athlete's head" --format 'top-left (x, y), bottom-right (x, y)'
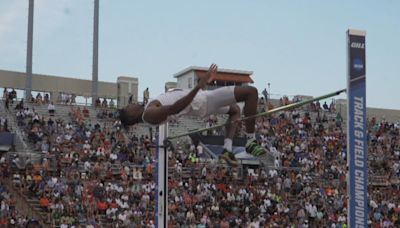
top-left (118, 103), bottom-right (144, 126)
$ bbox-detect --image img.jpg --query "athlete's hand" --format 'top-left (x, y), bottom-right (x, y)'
top-left (197, 63), bottom-right (218, 89)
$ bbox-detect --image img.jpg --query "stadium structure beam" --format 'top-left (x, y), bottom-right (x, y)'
top-left (25, 0), bottom-right (34, 100)
top-left (92, 0), bottom-right (99, 106)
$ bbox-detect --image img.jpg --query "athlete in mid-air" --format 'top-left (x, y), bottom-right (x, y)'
top-left (118, 64), bottom-right (265, 166)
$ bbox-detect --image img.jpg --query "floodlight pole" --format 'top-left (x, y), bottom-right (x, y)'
top-left (92, 0), bottom-right (99, 106)
top-left (25, 0), bottom-right (34, 100)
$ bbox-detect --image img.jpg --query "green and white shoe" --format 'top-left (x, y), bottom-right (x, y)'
top-left (219, 150), bottom-right (238, 167)
top-left (246, 140), bottom-right (266, 156)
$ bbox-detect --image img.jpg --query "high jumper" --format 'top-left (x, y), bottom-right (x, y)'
top-left (118, 63), bottom-right (265, 166)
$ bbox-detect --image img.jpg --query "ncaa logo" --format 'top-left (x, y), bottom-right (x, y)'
top-left (353, 58), bottom-right (364, 71)
top-left (351, 42), bottom-right (365, 49)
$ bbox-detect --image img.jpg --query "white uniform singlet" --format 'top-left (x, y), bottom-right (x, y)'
top-left (143, 89), bottom-right (207, 124)
top-left (143, 86), bottom-right (236, 125)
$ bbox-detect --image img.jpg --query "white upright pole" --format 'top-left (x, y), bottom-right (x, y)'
top-left (156, 123), bottom-right (168, 227)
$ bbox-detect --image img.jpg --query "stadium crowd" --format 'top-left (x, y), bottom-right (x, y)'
top-left (165, 101), bottom-right (400, 227)
top-left (9, 101), bottom-right (158, 226)
top-left (1, 89), bottom-right (400, 227)
top-left (0, 180), bottom-right (37, 227)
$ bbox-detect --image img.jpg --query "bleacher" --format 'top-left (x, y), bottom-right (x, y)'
top-left (0, 94), bottom-right (399, 227)
top-left (25, 102), bottom-right (98, 121)
top-left (168, 116), bottom-right (207, 138)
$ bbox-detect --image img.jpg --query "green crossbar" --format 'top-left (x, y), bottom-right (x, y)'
top-left (167, 89), bottom-right (346, 140)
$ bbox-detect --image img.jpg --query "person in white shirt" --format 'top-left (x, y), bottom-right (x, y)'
top-left (33, 113), bottom-right (40, 122)
top-left (337, 214), bottom-right (346, 223)
top-left (83, 141), bottom-right (91, 150)
top-left (186, 210), bottom-right (195, 222)
top-left (118, 211), bottom-right (127, 222)
top-left (48, 102), bottom-right (56, 116)
top-left (16, 111), bottom-right (24, 119)
top-left (24, 108), bottom-right (32, 117)
top-left (110, 152), bottom-right (118, 162)
top-left (65, 123), bottom-right (72, 130)
top-left (84, 161), bottom-right (91, 171)
top-left (120, 200), bottom-right (129, 209)
top-left (64, 133), bottom-right (72, 142)
top-left (109, 99), bottom-right (115, 108)
top-left (201, 166), bottom-right (207, 178)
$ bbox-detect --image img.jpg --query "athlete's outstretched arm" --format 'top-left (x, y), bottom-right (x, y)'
top-left (143, 64), bottom-right (218, 125)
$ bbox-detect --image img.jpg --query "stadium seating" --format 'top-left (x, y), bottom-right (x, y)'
top-left (0, 97), bottom-right (398, 227)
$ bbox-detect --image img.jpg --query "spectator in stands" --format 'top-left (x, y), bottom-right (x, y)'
top-left (48, 102), bottom-right (56, 116)
top-left (15, 99), bottom-right (24, 110)
top-left (4, 98), bottom-right (9, 110)
top-left (315, 100), bottom-right (321, 110)
top-left (109, 99), bottom-right (115, 109)
top-left (16, 110), bottom-right (25, 126)
top-left (70, 94), bottom-right (76, 104)
top-left (0, 117), bottom-right (8, 132)
top-left (143, 88), bottom-right (149, 105)
top-left (128, 94), bottom-right (133, 104)
top-left (0, 118), bottom-right (9, 132)
top-left (329, 100), bottom-right (336, 112)
top-left (95, 98), bottom-right (101, 107)
top-left (323, 101), bottom-right (329, 110)
top-left (83, 106), bottom-right (90, 118)
top-left (10, 89), bottom-right (17, 102)
top-left (28, 93), bottom-right (34, 103)
top-left (258, 97), bottom-right (266, 112)
top-left (2, 88), bottom-right (8, 100)
top-left (39, 194), bottom-right (50, 211)
top-left (283, 95), bottom-right (289, 105)
top-left (44, 93), bottom-right (50, 103)
top-left (101, 99), bottom-right (108, 108)
top-left (262, 88), bottom-right (268, 101)
top-left (36, 93), bottom-right (43, 104)
top-left (61, 93), bottom-right (68, 104)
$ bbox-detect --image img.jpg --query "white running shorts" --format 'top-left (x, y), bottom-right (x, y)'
top-left (188, 86), bottom-right (236, 117)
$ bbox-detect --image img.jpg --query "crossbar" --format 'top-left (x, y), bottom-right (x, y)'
top-left (167, 89), bottom-right (346, 140)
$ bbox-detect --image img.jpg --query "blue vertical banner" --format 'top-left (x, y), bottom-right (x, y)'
top-left (347, 29), bottom-right (368, 228)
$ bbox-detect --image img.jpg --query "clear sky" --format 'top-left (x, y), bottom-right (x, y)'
top-left (0, 0), bottom-right (399, 109)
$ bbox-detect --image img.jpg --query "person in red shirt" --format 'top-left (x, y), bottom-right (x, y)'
top-left (83, 107), bottom-right (90, 118)
top-left (110, 200), bottom-right (118, 209)
top-left (97, 200), bottom-right (108, 214)
top-left (39, 195), bottom-right (50, 211)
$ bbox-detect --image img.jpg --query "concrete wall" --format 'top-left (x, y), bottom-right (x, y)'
top-left (176, 71), bottom-right (196, 89)
top-left (336, 102), bottom-right (400, 123)
top-left (267, 98), bottom-right (400, 123)
top-left (117, 76), bottom-right (139, 107)
top-left (0, 69), bottom-right (138, 105)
